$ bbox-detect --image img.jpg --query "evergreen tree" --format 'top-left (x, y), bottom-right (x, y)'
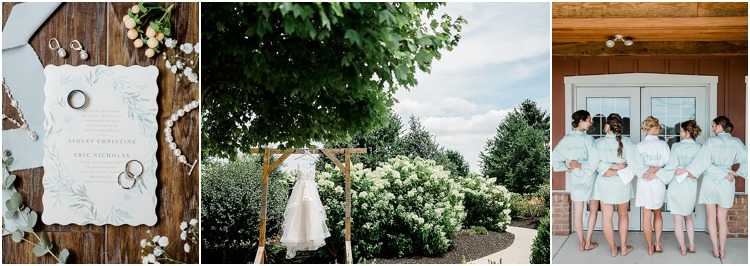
top-left (480, 100), bottom-right (549, 194)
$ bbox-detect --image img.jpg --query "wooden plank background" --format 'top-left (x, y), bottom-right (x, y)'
top-left (2, 2), bottom-right (199, 263)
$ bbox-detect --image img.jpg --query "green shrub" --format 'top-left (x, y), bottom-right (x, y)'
top-left (509, 193), bottom-right (547, 218)
top-left (457, 173), bottom-right (512, 231)
top-left (317, 156), bottom-right (466, 260)
top-left (469, 226), bottom-right (488, 235)
top-left (534, 183), bottom-right (550, 207)
top-left (509, 192), bottom-right (526, 218)
top-left (201, 155), bottom-right (290, 263)
top-left (530, 212), bottom-right (550, 264)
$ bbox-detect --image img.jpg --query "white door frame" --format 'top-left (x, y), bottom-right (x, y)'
top-left (564, 73), bottom-right (718, 231)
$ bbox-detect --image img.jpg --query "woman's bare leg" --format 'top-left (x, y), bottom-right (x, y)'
top-left (674, 214), bottom-right (686, 256)
top-left (586, 200), bottom-right (600, 249)
top-left (718, 206), bottom-right (729, 259)
top-left (618, 202), bottom-right (633, 256)
top-left (602, 203), bottom-right (617, 257)
top-left (706, 204), bottom-right (719, 258)
top-left (642, 207), bottom-right (654, 255)
top-left (574, 201), bottom-right (586, 251)
top-left (685, 214), bottom-right (696, 253)
top-left (654, 209), bottom-right (663, 252)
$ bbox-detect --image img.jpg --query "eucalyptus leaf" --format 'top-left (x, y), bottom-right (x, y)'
top-left (29, 211), bottom-right (38, 228)
top-left (4, 209), bottom-right (15, 219)
top-left (5, 157), bottom-right (14, 167)
top-left (38, 231), bottom-right (51, 249)
top-left (59, 249), bottom-right (70, 264)
top-left (8, 192), bottom-right (23, 210)
top-left (11, 230), bottom-right (23, 243)
top-left (32, 244), bottom-right (47, 257)
top-left (3, 173), bottom-right (16, 189)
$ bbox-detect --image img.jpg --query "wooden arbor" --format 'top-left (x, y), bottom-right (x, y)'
top-left (251, 148), bottom-right (366, 264)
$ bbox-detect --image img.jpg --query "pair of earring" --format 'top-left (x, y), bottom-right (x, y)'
top-left (48, 38), bottom-right (89, 60)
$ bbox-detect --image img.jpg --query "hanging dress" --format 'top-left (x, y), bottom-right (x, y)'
top-left (280, 164), bottom-right (331, 258)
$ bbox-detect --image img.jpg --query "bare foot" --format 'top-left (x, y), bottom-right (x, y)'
top-left (680, 246), bottom-right (686, 256)
top-left (648, 244), bottom-right (654, 256)
top-left (720, 250), bottom-right (725, 259)
top-left (611, 247), bottom-right (618, 257)
top-left (584, 242), bottom-right (599, 251)
top-left (621, 245), bottom-right (634, 256)
top-left (579, 245), bottom-right (585, 252)
top-left (654, 243), bottom-right (663, 253)
top-left (688, 246), bottom-right (696, 253)
top-left (712, 250), bottom-right (720, 258)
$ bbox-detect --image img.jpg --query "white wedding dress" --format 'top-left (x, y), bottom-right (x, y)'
top-left (280, 164), bottom-right (331, 259)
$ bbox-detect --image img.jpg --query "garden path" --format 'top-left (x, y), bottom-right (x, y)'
top-left (471, 226), bottom-right (537, 264)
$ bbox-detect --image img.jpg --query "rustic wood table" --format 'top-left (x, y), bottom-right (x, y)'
top-left (2, 2), bottom-right (199, 263)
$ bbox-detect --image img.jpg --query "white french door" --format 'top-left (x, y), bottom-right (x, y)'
top-left (574, 85), bottom-right (709, 232)
top-left (576, 86), bottom-right (641, 231)
top-left (640, 86), bottom-right (707, 232)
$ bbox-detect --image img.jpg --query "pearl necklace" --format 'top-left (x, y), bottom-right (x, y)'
top-left (164, 100), bottom-right (199, 175)
top-left (2, 79), bottom-right (38, 141)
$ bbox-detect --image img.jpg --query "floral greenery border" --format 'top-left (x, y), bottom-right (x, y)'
top-left (3, 150), bottom-right (70, 263)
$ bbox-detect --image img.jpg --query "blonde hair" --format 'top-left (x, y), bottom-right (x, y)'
top-left (640, 116), bottom-right (660, 132)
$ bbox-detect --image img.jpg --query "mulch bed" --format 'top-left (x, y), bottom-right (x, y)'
top-left (510, 216), bottom-right (542, 229)
top-left (372, 229), bottom-right (514, 264)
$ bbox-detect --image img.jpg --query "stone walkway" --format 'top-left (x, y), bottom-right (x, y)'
top-left (471, 226), bottom-right (538, 264)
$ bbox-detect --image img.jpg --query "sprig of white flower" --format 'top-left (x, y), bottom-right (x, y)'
top-left (162, 38), bottom-right (199, 83)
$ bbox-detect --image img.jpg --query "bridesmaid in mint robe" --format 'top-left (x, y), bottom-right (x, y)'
top-left (677, 116), bottom-right (748, 259)
top-left (550, 110), bottom-right (600, 252)
top-left (592, 113), bottom-right (647, 257)
top-left (652, 120), bottom-right (703, 256)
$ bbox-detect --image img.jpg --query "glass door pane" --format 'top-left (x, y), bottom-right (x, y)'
top-left (575, 86), bottom-right (640, 231)
top-left (641, 86), bottom-right (708, 232)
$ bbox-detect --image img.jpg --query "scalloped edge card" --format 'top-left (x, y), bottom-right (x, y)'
top-left (42, 65), bottom-right (159, 226)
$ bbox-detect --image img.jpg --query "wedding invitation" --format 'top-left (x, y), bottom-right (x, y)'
top-left (42, 65), bottom-right (159, 226)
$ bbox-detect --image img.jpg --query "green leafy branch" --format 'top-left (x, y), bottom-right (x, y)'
top-left (3, 150), bottom-right (70, 263)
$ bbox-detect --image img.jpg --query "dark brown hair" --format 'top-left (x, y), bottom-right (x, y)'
top-left (713, 116), bottom-right (734, 133)
top-left (681, 120), bottom-right (702, 139)
top-left (606, 113), bottom-right (624, 157)
top-left (571, 110), bottom-right (591, 129)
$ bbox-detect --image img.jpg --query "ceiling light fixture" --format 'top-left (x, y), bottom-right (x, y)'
top-left (605, 35), bottom-right (633, 48)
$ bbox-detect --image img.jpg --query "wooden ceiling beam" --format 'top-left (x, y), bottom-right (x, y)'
top-left (552, 41), bottom-right (748, 56)
top-left (553, 2), bottom-right (747, 18)
top-left (553, 17), bottom-right (748, 42)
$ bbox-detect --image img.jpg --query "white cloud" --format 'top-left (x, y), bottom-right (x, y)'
top-left (418, 109), bottom-right (513, 172)
top-left (394, 97), bottom-right (478, 118)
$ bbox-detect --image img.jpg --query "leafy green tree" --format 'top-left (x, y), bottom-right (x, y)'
top-left (441, 148), bottom-right (470, 177)
top-left (201, 2), bottom-right (466, 158)
top-left (316, 112), bottom-right (404, 171)
top-left (480, 100), bottom-right (550, 194)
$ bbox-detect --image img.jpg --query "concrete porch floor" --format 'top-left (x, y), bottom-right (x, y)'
top-left (551, 231), bottom-right (748, 264)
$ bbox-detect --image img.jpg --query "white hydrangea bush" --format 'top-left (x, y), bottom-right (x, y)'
top-left (316, 156), bottom-right (465, 259)
top-left (457, 173), bottom-right (513, 231)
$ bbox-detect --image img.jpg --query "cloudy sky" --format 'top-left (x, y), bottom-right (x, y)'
top-left (282, 3), bottom-right (550, 173)
top-left (393, 2), bottom-right (551, 173)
